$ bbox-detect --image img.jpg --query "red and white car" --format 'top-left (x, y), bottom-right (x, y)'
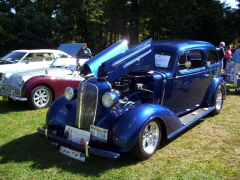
top-left (0, 56), bottom-right (89, 109)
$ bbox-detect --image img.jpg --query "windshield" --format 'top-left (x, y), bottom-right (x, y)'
top-left (50, 57), bottom-right (78, 71)
top-left (1, 52), bottom-right (27, 63)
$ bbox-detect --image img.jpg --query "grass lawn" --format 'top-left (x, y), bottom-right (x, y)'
top-left (0, 83), bottom-right (239, 180)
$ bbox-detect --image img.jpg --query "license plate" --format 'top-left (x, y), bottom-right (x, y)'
top-left (2, 94), bottom-right (8, 101)
top-left (90, 125), bottom-right (108, 142)
top-left (60, 146), bottom-right (86, 162)
top-left (59, 125), bottom-right (91, 162)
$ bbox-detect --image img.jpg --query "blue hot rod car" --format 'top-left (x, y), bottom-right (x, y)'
top-left (38, 39), bottom-right (226, 161)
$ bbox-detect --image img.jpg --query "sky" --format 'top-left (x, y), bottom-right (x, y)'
top-left (221, 0), bottom-right (239, 8)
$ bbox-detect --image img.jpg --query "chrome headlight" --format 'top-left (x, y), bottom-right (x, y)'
top-left (64, 87), bottom-right (77, 101)
top-left (18, 77), bottom-right (25, 86)
top-left (102, 92), bottom-right (119, 108)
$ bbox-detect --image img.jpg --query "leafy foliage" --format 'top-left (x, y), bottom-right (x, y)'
top-left (0, 0), bottom-right (239, 56)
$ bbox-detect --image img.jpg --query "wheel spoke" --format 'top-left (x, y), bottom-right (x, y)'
top-left (33, 88), bottom-right (50, 107)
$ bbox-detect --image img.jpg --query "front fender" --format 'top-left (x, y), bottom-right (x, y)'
top-left (46, 95), bottom-right (77, 132)
top-left (100, 104), bottom-right (182, 152)
top-left (21, 76), bottom-right (49, 98)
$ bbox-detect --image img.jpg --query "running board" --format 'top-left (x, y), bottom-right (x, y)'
top-left (167, 107), bottom-right (215, 139)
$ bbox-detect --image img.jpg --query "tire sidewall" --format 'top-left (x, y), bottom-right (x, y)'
top-left (211, 86), bottom-right (223, 115)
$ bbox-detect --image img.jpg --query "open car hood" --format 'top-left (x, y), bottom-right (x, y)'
top-left (84, 40), bottom-right (129, 77)
top-left (58, 43), bottom-right (84, 56)
top-left (97, 39), bottom-right (155, 83)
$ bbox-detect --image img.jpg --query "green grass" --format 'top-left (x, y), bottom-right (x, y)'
top-left (0, 84), bottom-right (239, 180)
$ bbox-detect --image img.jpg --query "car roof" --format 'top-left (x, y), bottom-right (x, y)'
top-left (153, 39), bottom-right (215, 52)
top-left (12, 49), bottom-right (68, 53)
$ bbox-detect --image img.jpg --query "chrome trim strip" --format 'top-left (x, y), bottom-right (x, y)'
top-left (85, 142), bottom-right (89, 158)
top-left (123, 50), bottom-right (151, 68)
top-left (11, 96), bottom-right (27, 101)
top-left (111, 44), bottom-right (150, 67)
top-left (161, 74), bottom-right (167, 105)
top-left (45, 129), bottom-right (48, 139)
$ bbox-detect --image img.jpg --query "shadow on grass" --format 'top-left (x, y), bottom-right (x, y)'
top-left (0, 132), bottom-right (140, 176)
top-left (0, 100), bottom-right (34, 113)
top-left (0, 120), bottom-right (206, 176)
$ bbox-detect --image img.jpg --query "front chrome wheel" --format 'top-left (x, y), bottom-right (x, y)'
top-left (142, 121), bottom-right (160, 154)
top-left (130, 119), bottom-right (161, 160)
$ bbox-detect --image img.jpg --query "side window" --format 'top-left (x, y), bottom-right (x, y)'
top-left (207, 49), bottom-right (218, 66)
top-left (21, 53), bottom-right (33, 63)
top-left (179, 50), bottom-right (204, 71)
top-left (24, 53), bottom-right (53, 62)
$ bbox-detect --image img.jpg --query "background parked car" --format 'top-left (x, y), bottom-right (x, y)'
top-left (0, 56), bottom-right (89, 109)
top-left (0, 43), bottom-right (84, 80)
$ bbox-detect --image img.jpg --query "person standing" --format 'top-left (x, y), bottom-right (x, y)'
top-left (224, 45), bottom-right (232, 69)
top-left (78, 43), bottom-right (92, 57)
top-left (217, 42), bottom-right (225, 75)
top-left (233, 45), bottom-right (240, 86)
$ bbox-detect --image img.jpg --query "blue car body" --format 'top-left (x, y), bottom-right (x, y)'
top-left (38, 39), bottom-right (226, 160)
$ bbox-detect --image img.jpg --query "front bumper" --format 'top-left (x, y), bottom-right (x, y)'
top-left (0, 91), bottom-right (27, 101)
top-left (37, 127), bottom-right (120, 160)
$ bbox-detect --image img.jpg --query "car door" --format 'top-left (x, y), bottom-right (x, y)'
top-left (163, 49), bottom-right (211, 116)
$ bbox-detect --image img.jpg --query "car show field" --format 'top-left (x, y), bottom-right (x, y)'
top-left (0, 83), bottom-right (239, 179)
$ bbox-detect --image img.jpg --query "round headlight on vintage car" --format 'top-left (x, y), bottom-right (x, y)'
top-left (64, 87), bottom-right (77, 101)
top-left (102, 92), bottom-right (119, 108)
top-left (18, 77), bottom-right (25, 86)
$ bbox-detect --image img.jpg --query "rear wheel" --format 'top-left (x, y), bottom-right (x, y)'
top-left (130, 119), bottom-right (161, 160)
top-left (27, 85), bottom-right (52, 109)
top-left (211, 86), bottom-right (224, 115)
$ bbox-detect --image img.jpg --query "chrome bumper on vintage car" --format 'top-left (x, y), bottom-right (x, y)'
top-left (0, 90), bottom-right (27, 101)
top-left (37, 127), bottom-right (120, 160)
top-left (0, 84), bottom-right (26, 101)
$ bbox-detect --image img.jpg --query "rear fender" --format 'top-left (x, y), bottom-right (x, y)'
top-left (203, 76), bottom-right (226, 107)
top-left (99, 104), bottom-right (182, 152)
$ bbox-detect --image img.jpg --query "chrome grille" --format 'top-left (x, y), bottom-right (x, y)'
top-left (76, 80), bottom-right (98, 129)
top-left (2, 84), bottom-right (21, 96)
